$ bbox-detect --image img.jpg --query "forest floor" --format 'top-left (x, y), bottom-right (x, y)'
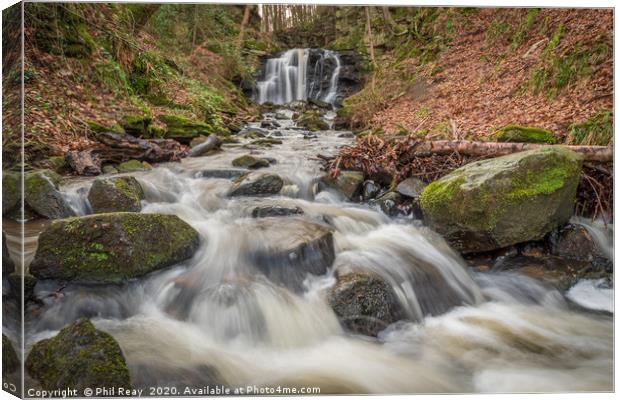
top-left (361, 9), bottom-right (613, 145)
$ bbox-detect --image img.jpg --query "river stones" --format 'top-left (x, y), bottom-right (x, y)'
top-left (296, 111), bottom-right (329, 131)
top-left (228, 173), bottom-right (284, 197)
top-left (319, 171), bottom-right (364, 201)
top-left (2, 171), bottom-right (20, 215)
top-left (196, 169), bottom-right (247, 180)
top-left (328, 270), bottom-right (404, 337)
top-left (371, 191), bottom-right (406, 217)
top-left (26, 319), bottom-right (131, 391)
top-left (420, 147), bottom-right (582, 253)
top-left (232, 155), bottom-right (270, 169)
top-left (3, 232), bottom-right (15, 274)
top-left (117, 160), bottom-right (150, 173)
top-left (396, 177), bottom-right (427, 198)
top-left (251, 205), bottom-right (304, 218)
top-left (88, 176), bottom-right (144, 213)
top-left (25, 169), bottom-right (75, 219)
top-left (549, 223), bottom-right (611, 271)
top-left (248, 217), bottom-right (335, 289)
top-left (2, 334), bottom-right (19, 376)
top-left (30, 213), bottom-right (200, 284)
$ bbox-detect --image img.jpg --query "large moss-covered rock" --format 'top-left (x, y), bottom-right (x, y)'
top-left (319, 171), bottom-right (364, 201)
top-left (3, 232), bottom-right (15, 274)
top-left (228, 173), bottom-right (283, 197)
top-left (420, 147), bottom-right (582, 253)
top-left (296, 111), bottom-right (329, 131)
top-left (25, 170), bottom-right (75, 219)
top-left (25, 319), bottom-right (131, 391)
top-left (30, 213), bottom-right (200, 284)
top-left (119, 114), bottom-right (151, 137)
top-left (2, 171), bottom-right (20, 215)
top-left (2, 334), bottom-right (19, 376)
top-left (88, 177), bottom-right (144, 213)
top-left (328, 270), bottom-right (404, 337)
top-left (493, 125), bottom-right (555, 144)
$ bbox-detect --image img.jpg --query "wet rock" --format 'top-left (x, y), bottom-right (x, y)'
top-left (260, 120), bottom-right (280, 129)
top-left (160, 114), bottom-right (213, 143)
top-left (308, 98), bottom-right (331, 109)
top-left (249, 138), bottom-right (283, 147)
top-left (362, 180), bottom-right (380, 201)
top-left (2, 334), bottom-right (18, 375)
top-left (319, 171), bottom-right (364, 201)
top-left (2, 171), bottom-right (20, 215)
top-left (251, 206), bottom-right (304, 218)
top-left (228, 173), bottom-right (284, 197)
top-left (47, 156), bottom-right (69, 174)
top-left (25, 319), bottom-right (131, 391)
top-left (30, 213), bottom-right (200, 284)
top-left (275, 111), bottom-right (289, 120)
top-left (7, 273), bottom-right (37, 303)
top-left (337, 131), bottom-right (354, 138)
top-left (302, 133), bottom-right (318, 140)
top-left (549, 223), bottom-right (611, 271)
top-left (3, 232), bottom-right (15, 274)
top-left (25, 169), bottom-right (75, 219)
top-left (371, 192), bottom-right (406, 217)
top-left (232, 155), bottom-right (271, 169)
top-left (271, 131), bottom-right (283, 137)
top-left (249, 218), bottom-right (335, 289)
top-left (102, 165), bottom-right (119, 175)
top-left (197, 169), bottom-right (247, 180)
top-left (328, 270), bottom-right (404, 337)
top-left (420, 147), bottom-right (582, 253)
top-left (492, 255), bottom-right (587, 291)
top-left (396, 177), bottom-right (427, 199)
top-left (296, 111), bottom-right (329, 131)
top-left (117, 160), bottom-right (150, 173)
top-left (88, 176), bottom-right (145, 213)
top-left (239, 127), bottom-right (268, 139)
top-left (189, 135), bottom-right (222, 157)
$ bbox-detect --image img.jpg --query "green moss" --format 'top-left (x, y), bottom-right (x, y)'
top-left (494, 125), bottom-right (555, 144)
top-left (510, 8), bottom-right (539, 49)
top-left (420, 176), bottom-right (466, 218)
top-left (117, 160), bottom-right (145, 173)
top-left (25, 319), bottom-right (131, 391)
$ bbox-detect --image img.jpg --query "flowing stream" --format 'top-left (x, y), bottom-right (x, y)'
top-left (4, 107), bottom-right (614, 394)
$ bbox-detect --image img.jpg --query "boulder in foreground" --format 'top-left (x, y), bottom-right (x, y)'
top-left (26, 319), bottom-right (131, 391)
top-left (420, 147), bottom-right (582, 253)
top-left (30, 213), bottom-right (200, 283)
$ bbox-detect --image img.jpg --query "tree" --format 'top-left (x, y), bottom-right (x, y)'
top-left (236, 4), bottom-right (252, 50)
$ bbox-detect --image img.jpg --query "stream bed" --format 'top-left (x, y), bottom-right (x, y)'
top-left (4, 107), bottom-right (613, 394)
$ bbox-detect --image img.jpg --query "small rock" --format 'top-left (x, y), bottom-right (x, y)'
top-left (25, 170), bottom-right (75, 219)
top-left (396, 177), bottom-right (427, 199)
top-left (337, 132), bottom-right (355, 138)
top-left (371, 192), bottom-right (406, 217)
top-left (102, 165), bottom-right (119, 174)
top-left (189, 135), bottom-right (222, 157)
top-left (87, 176), bottom-right (145, 213)
top-left (197, 169), bottom-right (247, 180)
top-left (260, 120), bottom-right (280, 129)
top-left (362, 180), bottom-right (380, 201)
top-left (118, 159), bottom-right (148, 173)
top-left (25, 319), bottom-right (131, 391)
top-left (319, 171), bottom-right (364, 201)
top-left (232, 155), bottom-right (271, 169)
top-left (228, 173), bottom-right (284, 197)
top-left (251, 206), bottom-right (304, 218)
top-left (239, 127), bottom-right (268, 139)
top-left (328, 269), bottom-right (404, 337)
top-left (250, 138), bottom-right (283, 147)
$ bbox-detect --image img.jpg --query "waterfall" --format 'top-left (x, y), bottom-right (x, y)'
top-left (256, 48), bottom-right (342, 106)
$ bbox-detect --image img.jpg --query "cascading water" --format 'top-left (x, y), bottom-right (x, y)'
top-left (4, 108), bottom-right (613, 394)
top-left (256, 49), bottom-right (342, 106)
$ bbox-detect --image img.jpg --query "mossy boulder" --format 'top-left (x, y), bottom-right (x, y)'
top-left (2, 171), bottom-right (20, 215)
top-left (2, 334), bottom-right (19, 376)
top-left (493, 125), bottom-right (555, 144)
top-left (420, 147), bottom-right (582, 253)
top-left (232, 155), bottom-right (270, 169)
top-left (29, 213), bottom-right (200, 284)
top-left (249, 138), bottom-right (283, 147)
top-left (117, 160), bottom-right (149, 173)
top-left (25, 319), bottom-right (131, 392)
top-left (88, 177), bottom-right (145, 213)
top-left (119, 114), bottom-right (151, 137)
top-left (3, 232), bottom-right (15, 274)
top-left (228, 173), bottom-right (284, 197)
top-left (239, 127), bottom-right (268, 139)
top-left (86, 120), bottom-right (124, 135)
top-left (159, 115), bottom-right (211, 143)
top-left (296, 111), bottom-right (329, 131)
top-left (25, 169), bottom-right (75, 219)
top-left (328, 270), bottom-right (404, 337)
top-left (319, 171), bottom-right (364, 201)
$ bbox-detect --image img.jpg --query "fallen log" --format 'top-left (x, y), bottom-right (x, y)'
top-left (413, 140), bottom-right (612, 162)
top-left (66, 132), bottom-right (189, 175)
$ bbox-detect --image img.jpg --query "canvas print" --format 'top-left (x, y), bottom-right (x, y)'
top-left (1, 2), bottom-right (614, 398)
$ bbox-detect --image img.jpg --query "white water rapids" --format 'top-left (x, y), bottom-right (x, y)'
top-left (8, 109), bottom-right (613, 394)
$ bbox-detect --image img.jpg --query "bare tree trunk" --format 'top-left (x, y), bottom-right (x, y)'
top-left (236, 4), bottom-right (252, 49)
top-left (365, 7), bottom-right (377, 90)
top-left (413, 140), bottom-right (613, 162)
